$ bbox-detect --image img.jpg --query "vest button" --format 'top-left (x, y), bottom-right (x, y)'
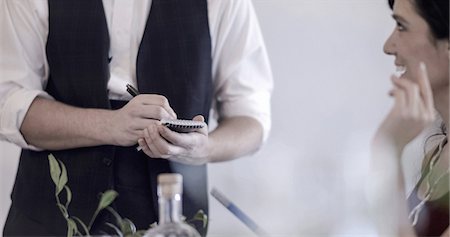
top-left (102, 158), bottom-right (112, 167)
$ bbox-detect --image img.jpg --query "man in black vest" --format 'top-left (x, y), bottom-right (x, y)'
top-left (0, 0), bottom-right (273, 236)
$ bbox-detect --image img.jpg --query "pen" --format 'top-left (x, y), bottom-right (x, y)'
top-left (126, 84), bottom-right (140, 97)
top-left (210, 188), bottom-right (268, 236)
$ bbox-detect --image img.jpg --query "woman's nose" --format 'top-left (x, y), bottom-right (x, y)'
top-left (383, 30), bottom-right (396, 55)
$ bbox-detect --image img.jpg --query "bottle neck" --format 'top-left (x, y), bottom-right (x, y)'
top-left (158, 193), bottom-right (182, 224)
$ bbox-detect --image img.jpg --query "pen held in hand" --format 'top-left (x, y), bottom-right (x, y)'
top-left (126, 84), bottom-right (140, 97)
top-left (126, 84), bottom-right (205, 151)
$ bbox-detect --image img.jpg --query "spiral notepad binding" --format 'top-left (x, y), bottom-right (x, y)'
top-left (161, 119), bottom-right (205, 133)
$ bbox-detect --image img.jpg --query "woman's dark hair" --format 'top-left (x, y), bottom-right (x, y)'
top-left (388, 0), bottom-right (449, 40)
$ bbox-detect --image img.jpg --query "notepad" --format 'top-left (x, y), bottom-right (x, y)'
top-left (161, 119), bottom-right (206, 133)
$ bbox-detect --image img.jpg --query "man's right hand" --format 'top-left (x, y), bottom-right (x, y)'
top-left (20, 94), bottom-right (176, 150)
top-left (108, 94), bottom-right (177, 147)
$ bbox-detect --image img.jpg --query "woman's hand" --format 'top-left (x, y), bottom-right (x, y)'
top-left (138, 115), bottom-right (210, 165)
top-left (373, 62), bottom-right (435, 152)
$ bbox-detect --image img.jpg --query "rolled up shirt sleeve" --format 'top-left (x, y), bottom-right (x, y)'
top-left (0, 88), bottom-right (53, 150)
top-left (0, 0), bottom-right (52, 150)
top-left (210, 0), bottom-right (273, 142)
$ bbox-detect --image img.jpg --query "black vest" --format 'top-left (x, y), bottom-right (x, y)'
top-left (8, 0), bottom-right (212, 235)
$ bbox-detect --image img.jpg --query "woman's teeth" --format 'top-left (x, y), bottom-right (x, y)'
top-left (395, 66), bottom-right (406, 77)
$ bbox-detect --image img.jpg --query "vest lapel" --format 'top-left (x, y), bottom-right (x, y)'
top-left (137, 0), bottom-right (213, 122)
top-left (46, 0), bottom-right (111, 109)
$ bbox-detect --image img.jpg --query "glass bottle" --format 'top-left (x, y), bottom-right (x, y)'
top-left (144, 173), bottom-right (201, 237)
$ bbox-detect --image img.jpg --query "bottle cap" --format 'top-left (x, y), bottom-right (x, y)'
top-left (157, 173), bottom-right (183, 197)
top-left (158, 173), bottom-right (183, 184)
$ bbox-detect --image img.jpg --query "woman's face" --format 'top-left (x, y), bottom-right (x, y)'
top-left (384, 0), bottom-right (449, 90)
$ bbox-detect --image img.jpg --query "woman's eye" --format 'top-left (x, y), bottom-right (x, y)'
top-left (396, 22), bottom-right (406, 31)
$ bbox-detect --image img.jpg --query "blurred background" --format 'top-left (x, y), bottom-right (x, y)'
top-left (0, 0), bottom-right (412, 236)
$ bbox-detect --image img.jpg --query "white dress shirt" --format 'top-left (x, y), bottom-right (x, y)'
top-left (0, 0), bottom-right (273, 150)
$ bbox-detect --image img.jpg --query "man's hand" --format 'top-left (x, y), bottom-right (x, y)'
top-left (20, 94), bottom-right (176, 150)
top-left (108, 94), bottom-right (177, 147)
top-left (138, 115), bottom-right (210, 165)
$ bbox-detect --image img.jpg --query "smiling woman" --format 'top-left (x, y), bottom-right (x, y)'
top-left (384, 0), bottom-right (449, 91)
top-left (368, 0), bottom-right (449, 236)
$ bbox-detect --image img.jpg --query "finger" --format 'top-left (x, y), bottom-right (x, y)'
top-left (130, 118), bottom-right (159, 131)
top-left (391, 75), bottom-right (420, 108)
top-left (133, 129), bottom-right (145, 140)
top-left (192, 115), bottom-right (208, 134)
top-left (148, 126), bottom-right (177, 159)
top-left (139, 94), bottom-right (177, 119)
top-left (158, 125), bottom-right (190, 147)
top-left (125, 98), bottom-right (175, 121)
top-left (391, 87), bottom-right (407, 110)
top-left (136, 105), bottom-right (176, 121)
top-left (139, 137), bottom-right (156, 158)
top-left (158, 125), bottom-right (207, 150)
top-left (417, 62), bottom-right (434, 112)
top-left (193, 115), bottom-right (205, 122)
top-left (138, 138), bottom-right (150, 153)
top-left (143, 126), bottom-right (164, 158)
top-left (149, 125), bottom-right (185, 158)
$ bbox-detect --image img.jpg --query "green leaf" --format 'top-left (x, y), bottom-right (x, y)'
top-left (105, 207), bottom-right (136, 235)
top-left (193, 209), bottom-right (208, 228)
top-left (134, 230), bottom-right (147, 237)
top-left (72, 216), bottom-right (90, 236)
top-left (186, 210), bottom-right (208, 228)
top-left (48, 154), bottom-right (61, 190)
top-left (105, 222), bottom-right (123, 237)
top-left (121, 218), bottom-right (137, 235)
top-left (64, 186), bottom-right (72, 209)
top-left (57, 203), bottom-right (69, 218)
top-left (105, 206), bottom-right (123, 224)
top-left (89, 190), bottom-right (118, 229)
top-left (67, 218), bottom-right (78, 237)
top-left (57, 160), bottom-right (68, 195)
top-left (126, 232), bottom-right (145, 237)
top-left (67, 223), bottom-right (74, 237)
top-left (97, 190), bottom-right (118, 211)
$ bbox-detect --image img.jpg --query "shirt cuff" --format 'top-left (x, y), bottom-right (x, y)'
top-left (0, 89), bottom-right (53, 150)
top-left (217, 91), bottom-right (272, 143)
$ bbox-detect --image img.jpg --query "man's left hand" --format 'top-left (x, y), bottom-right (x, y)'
top-left (138, 115), bottom-right (210, 165)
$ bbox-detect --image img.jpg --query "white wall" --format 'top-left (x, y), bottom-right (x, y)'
top-left (207, 1), bottom-right (395, 236)
top-left (1, 0), bottom-right (397, 236)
